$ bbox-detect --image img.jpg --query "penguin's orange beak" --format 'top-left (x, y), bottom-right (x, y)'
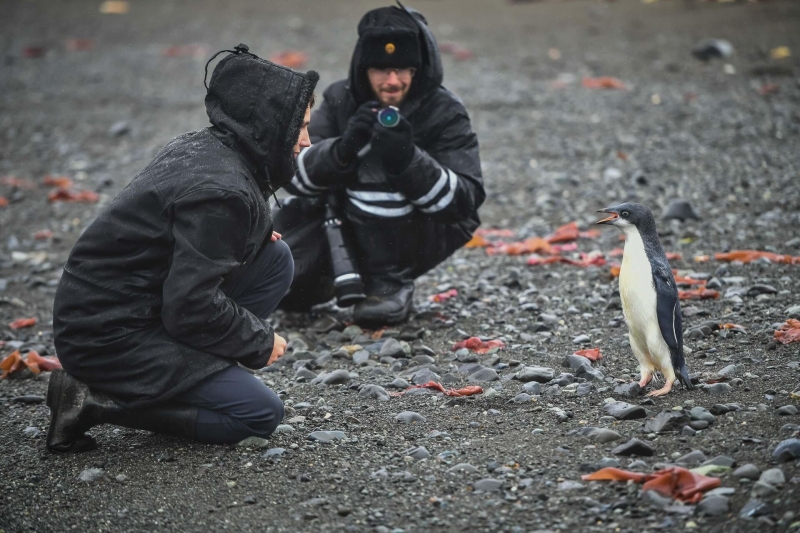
top-left (596, 210), bottom-right (619, 225)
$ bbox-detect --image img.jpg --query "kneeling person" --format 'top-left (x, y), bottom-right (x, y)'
top-left (47, 45), bottom-right (318, 451)
top-left (277, 5), bottom-right (485, 325)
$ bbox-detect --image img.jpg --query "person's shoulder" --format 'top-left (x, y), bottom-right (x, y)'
top-left (427, 86), bottom-right (469, 115)
top-left (321, 80), bottom-right (351, 106)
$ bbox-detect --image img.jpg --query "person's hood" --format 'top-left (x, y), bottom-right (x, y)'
top-left (205, 46), bottom-right (319, 193)
top-left (348, 5), bottom-right (443, 105)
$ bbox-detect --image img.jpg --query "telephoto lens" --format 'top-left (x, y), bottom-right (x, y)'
top-left (323, 199), bottom-right (366, 307)
top-left (377, 106), bottom-right (400, 128)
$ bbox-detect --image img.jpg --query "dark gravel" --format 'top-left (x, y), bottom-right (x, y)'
top-left (2, 0), bottom-right (800, 531)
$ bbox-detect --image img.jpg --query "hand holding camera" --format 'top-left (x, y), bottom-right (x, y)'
top-left (370, 109), bottom-right (414, 175)
top-left (336, 100), bottom-right (379, 165)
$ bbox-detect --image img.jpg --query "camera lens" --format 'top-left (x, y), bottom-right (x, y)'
top-left (377, 107), bottom-right (400, 128)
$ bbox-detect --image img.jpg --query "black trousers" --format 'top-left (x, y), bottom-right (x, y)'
top-left (273, 196), bottom-right (477, 311)
top-left (173, 239), bottom-right (292, 443)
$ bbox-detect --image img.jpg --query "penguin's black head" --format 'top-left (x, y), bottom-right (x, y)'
top-left (596, 202), bottom-right (655, 231)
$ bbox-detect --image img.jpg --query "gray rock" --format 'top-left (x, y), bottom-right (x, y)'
top-left (612, 438), bottom-right (654, 456)
top-left (12, 395), bottom-right (45, 404)
top-left (689, 420), bottom-right (709, 430)
top-left (313, 369), bottom-right (351, 386)
top-left (644, 410), bottom-right (690, 433)
top-left (773, 439), bottom-right (800, 462)
top-left (473, 478), bottom-right (503, 492)
top-left (702, 455), bottom-right (736, 468)
top-left (689, 407), bottom-right (717, 424)
top-left (681, 425), bottom-right (697, 437)
top-left (675, 450), bottom-right (707, 466)
top-left (691, 38), bottom-right (734, 62)
top-left (263, 448), bottom-right (286, 459)
top-left (307, 431), bottom-right (346, 443)
top-left (750, 482), bottom-right (778, 498)
top-left (412, 368), bottom-right (441, 385)
top-left (705, 383), bottom-right (733, 395)
top-left (604, 401), bottom-right (647, 420)
top-left (274, 424), bottom-right (294, 434)
top-left (662, 199), bottom-right (701, 221)
top-left (389, 378), bottom-right (409, 389)
top-left (572, 334), bottom-right (591, 344)
top-left (613, 382), bottom-right (643, 397)
top-left (576, 383), bottom-right (593, 396)
top-left (379, 338), bottom-right (406, 358)
top-left (352, 350), bottom-right (370, 365)
top-left (776, 405), bottom-right (798, 416)
top-left (510, 393), bottom-right (533, 404)
top-left (522, 381), bottom-right (541, 395)
top-left (469, 367), bottom-right (499, 383)
top-left (515, 366), bottom-right (555, 383)
top-left (294, 367), bottom-right (318, 381)
top-left (396, 411), bottom-right (426, 424)
top-left (596, 457), bottom-right (620, 469)
top-left (733, 464), bottom-right (760, 480)
top-left (402, 446), bottom-right (430, 460)
top-left (697, 495), bottom-right (729, 517)
top-left (758, 468), bottom-right (785, 487)
top-left (718, 364), bottom-right (738, 378)
top-left (78, 468), bottom-right (105, 483)
top-left (359, 384), bottom-right (390, 402)
top-left (23, 426), bottom-right (40, 438)
top-left (109, 121), bottom-right (131, 137)
top-left (588, 428), bottom-right (623, 444)
top-left (237, 436), bottom-right (270, 448)
top-left (739, 499), bottom-right (771, 519)
top-left (447, 463), bottom-right (478, 474)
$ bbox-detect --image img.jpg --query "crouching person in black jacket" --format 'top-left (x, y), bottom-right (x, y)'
top-left (276, 5), bottom-right (485, 325)
top-left (46, 45), bottom-right (319, 452)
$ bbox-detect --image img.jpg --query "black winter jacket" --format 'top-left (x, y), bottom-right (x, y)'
top-left (285, 7), bottom-right (484, 229)
top-left (53, 50), bottom-right (318, 407)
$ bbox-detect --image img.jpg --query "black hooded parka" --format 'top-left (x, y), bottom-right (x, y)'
top-left (52, 49), bottom-right (318, 408)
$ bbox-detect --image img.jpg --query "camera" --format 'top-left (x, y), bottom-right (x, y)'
top-left (323, 194), bottom-right (366, 307)
top-left (376, 106), bottom-right (400, 128)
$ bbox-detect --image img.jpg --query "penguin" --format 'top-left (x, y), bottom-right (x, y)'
top-left (596, 202), bottom-right (694, 396)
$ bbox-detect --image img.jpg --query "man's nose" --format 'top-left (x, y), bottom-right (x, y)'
top-left (385, 70), bottom-right (400, 84)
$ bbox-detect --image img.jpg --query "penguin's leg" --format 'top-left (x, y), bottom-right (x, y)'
top-left (629, 332), bottom-right (654, 388)
top-left (646, 335), bottom-right (677, 397)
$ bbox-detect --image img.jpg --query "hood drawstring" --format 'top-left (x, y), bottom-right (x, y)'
top-left (263, 167), bottom-right (282, 208)
top-left (203, 44), bottom-right (257, 90)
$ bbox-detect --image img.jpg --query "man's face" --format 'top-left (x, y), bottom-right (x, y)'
top-left (293, 105), bottom-right (312, 158)
top-left (367, 67), bottom-right (416, 106)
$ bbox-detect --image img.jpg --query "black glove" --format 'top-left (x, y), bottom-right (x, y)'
top-left (335, 101), bottom-right (378, 165)
top-left (370, 114), bottom-right (415, 175)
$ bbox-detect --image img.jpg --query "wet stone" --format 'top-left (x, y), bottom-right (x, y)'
top-left (237, 437), bottom-right (270, 449)
top-left (588, 428), bottom-right (622, 444)
top-left (758, 468), bottom-right (785, 487)
top-left (740, 500), bottom-right (771, 519)
top-left (412, 368), bottom-right (441, 385)
top-left (352, 350), bottom-right (370, 365)
top-left (78, 468), bottom-right (105, 483)
top-left (702, 455), bottom-right (736, 468)
top-left (402, 446), bottom-right (430, 460)
top-left (773, 439), bottom-right (800, 462)
top-left (697, 495), bottom-right (729, 517)
top-left (379, 338), bottom-right (406, 359)
top-left (389, 378), bottom-right (409, 389)
top-left (359, 384), bottom-right (390, 402)
top-left (469, 367), bottom-right (499, 383)
top-left (705, 383), bottom-right (733, 395)
top-left (733, 464), bottom-right (761, 480)
top-left (644, 410), bottom-right (690, 433)
top-left (263, 448), bottom-right (286, 459)
top-left (776, 405), bottom-right (798, 416)
top-left (12, 395), bottom-right (45, 404)
top-left (596, 457), bottom-right (620, 469)
top-left (473, 478), bottom-right (503, 492)
top-left (510, 393), bottom-right (533, 404)
top-left (681, 426), bottom-right (697, 437)
top-left (614, 382), bottom-right (643, 397)
top-left (522, 381), bottom-right (541, 395)
top-left (689, 420), bottom-right (709, 430)
top-left (676, 450), bottom-right (707, 466)
top-left (662, 199), bottom-right (701, 221)
top-left (313, 369), bottom-right (351, 386)
top-left (689, 407), bottom-right (717, 424)
top-left (515, 366), bottom-right (555, 383)
top-left (447, 463), bottom-right (478, 474)
top-left (307, 431), bottom-right (346, 443)
top-left (612, 438), bottom-right (654, 457)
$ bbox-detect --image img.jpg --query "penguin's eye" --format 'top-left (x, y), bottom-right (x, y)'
top-left (621, 211), bottom-right (630, 218)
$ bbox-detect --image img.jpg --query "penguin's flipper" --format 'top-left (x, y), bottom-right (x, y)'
top-left (652, 268), bottom-right (694, 390)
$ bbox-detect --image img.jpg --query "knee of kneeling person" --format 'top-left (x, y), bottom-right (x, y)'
top-left (242, 393), bottom-right (285, 438)
top-left (272, 239), bottom-right (294, 284)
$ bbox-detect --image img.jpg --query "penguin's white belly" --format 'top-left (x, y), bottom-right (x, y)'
top-left (619, 231), bottom-right (674, 379)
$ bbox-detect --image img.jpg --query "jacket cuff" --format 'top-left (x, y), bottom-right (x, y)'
top-left (386, 147), bottom-right (459, 214)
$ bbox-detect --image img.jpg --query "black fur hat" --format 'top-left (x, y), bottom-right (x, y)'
top-left (359, 27), bottom-right (421, 70)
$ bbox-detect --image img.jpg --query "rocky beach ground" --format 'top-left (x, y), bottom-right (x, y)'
top-left (1, 0), bottom-right (799, 531)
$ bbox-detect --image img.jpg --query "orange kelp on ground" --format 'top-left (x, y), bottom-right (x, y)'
top-left (582, 467), bottom-right (721, 503)
top-left (574, 348), bottom-right (602, 362)
top-left (774, 319), bottom-right (800, 344)
top-left (1, 350), bottom-right (62, 379)
top-left (451, 337), bottom-right (505, 354)
top-left (713, 250), bottom-right (800, 265)
top-left (390, 381), bottom-right (483, 398)
top-left (678, 288), bottom-right (720, 300)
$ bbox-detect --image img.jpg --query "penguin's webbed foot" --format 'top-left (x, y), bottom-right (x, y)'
top-left (638, 374), bottom-right (653, 388)
top-left (646, 381), bottom-right (673, 397)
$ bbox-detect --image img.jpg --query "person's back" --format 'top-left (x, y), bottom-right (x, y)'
top-left (47, 45), bottom-right (318, 452)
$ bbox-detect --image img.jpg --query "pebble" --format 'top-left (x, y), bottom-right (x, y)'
top-left (402, 446), bottom-right (430, 460)
top-left (12, 395), bottom-right (45, 404)
top-left (701, 455), bottom-right (736, 468)
top-left (733, 464), bottom-right (761, 480)
top-left (522, 381), bottom-right (541, 395)
top-left (264, 448), bottom-right (286, 459)
top-left (587, 428), bottom-right (622, 444)
top-left (313, 369), bottom-right (351, 386)
top-left (274, 424), bottom-right (294, 434)
top-left (359, 384), bottom-right (390, 401)
top-left (662, 199), bottom-right (700, 221)
top-left (515, 366), bottom-right (555, 383)
top-left (23, 426), bottom-right (40, 438)
top-left (447, 463), bottom-right (478, 474)
top-left (352, 350), bottom-right (370, 365)
top-left (237, 437), bottom-right (270, 448)
top-left (78, 468), bottom-right (105, 483)
top-left (412, 368), bottom-right (441, 385)
top-left (675, 450), bottom-right (707, 466)
top-left (572, 334), bottom-right (591, 344)
top-left (469, 367), bottom-right (499, 383)
top-left (644, 410), bottom-right (690, 433)
top-left (294, 367), bottom-right (317, 381)
top-left (510, 393), bottom-right (533, 404)
top-left (396, 411), bottom-right (426, 424)
top-left (758, 468), bottom-right (785, 487)
top-left (379, 338), bottom-right (406, 359)
top-left (740, 499), bottom-right (771, 519)
top-left (473, 478), bottom-right (503, 492)
top-left (596, 457), bottom-right (620, 469)
top-left (697, 495), bottom-right (729, 517)
top-left (307, 431), bottom-right (346, 443)
top-left (689, 407), bottom-right (716, 424)
top-left (773, 439), bottom-right (800, 462)
top-left (705, 383), bottom-right (733, 395)
top-left (776, 405), bottom-right (798, 416)
top-left (604, 401), bottom-right (647, 420)
top-left (691, 38), bottom-right (733, 61)
top-left (612, 438), bottom-right (654, 456)
top-left (613, 382), bottom-right (643, 397)
top-left (389, 378), bottom-right (409, 389)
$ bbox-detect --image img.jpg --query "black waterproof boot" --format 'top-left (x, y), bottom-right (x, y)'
top-left (353, 277), bottom-right (414, 326)
top-left (46, 369), bottom-right (198, 453)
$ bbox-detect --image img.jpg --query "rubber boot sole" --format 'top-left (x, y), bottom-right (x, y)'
top-left (46, 370), bottom-right (97, 453)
